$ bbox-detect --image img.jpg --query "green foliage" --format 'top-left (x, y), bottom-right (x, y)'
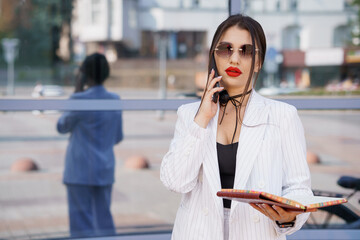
top-left (12, 0), bottom-right (73, 67)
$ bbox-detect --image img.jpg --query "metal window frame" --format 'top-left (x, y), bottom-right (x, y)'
top-left (0, 98), bottom-right (359, 111)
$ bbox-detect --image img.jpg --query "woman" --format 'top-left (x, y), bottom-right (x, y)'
top-left (57, 53), bottom-right (123, 237)
top-left (160, 14), bottom-right (313, 240)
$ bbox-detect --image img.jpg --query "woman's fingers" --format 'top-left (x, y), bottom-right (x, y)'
top-left (260, 204), bottom-right (280, 220)
top-left (207, 69), bottom-right (222, 90)
top-left (208, 68), bottom-right (215, 81)
top-left (273, 206), bottom-right (300, 221)
top-left (251, 204), bottom-right (302, 223)
top-left (272, 206), bottom-right (288, 216)
top-left (206, 76), bottom-right (223, 101)
top-left (208, 76), bottom-right (222, 91)
top-left (250, 203), bottom-right (265, 214)
top-left (250, 204), bottom-right (272, 219)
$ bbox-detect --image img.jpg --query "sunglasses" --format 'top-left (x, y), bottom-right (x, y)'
top-left (214, 43), bottom-right (259, 59)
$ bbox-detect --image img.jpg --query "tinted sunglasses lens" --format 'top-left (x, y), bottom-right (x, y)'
top-left (241, 44), bottom-right (254, 57)
top-left (216, 44), bottom-right (232, 58)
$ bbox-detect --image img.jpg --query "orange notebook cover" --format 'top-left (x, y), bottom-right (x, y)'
top-left (217, 189), bottom-right (347, 212)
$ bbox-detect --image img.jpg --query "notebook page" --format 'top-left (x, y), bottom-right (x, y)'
top-left (291, 195), bottom-right (345, 206)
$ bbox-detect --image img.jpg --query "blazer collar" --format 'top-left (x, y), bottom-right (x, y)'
top-left (231, 90), bottom-right (269, 212)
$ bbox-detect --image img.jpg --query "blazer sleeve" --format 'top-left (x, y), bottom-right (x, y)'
top-left (114, 110), bottom-right (124, 144)
top-left (272, 105), bottom-right (313, 236)
top-left (56, 95), bottom-right (80, 134)
top-left (160, 104), bottom-right (209, 193)
top-left (57, 111), bottom-right (79, 134)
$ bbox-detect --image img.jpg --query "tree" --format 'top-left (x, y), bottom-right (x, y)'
top-left (10, 0), bottom-right (73, 66)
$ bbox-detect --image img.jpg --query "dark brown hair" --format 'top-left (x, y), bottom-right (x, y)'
top-left (203, 14), bottom-right (267, 103)
top-left (197, 14), bottom-right (267, 143)
top-left (81, 53), bottom-right (110, 85)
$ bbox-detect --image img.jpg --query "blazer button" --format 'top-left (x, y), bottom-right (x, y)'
top-left (252, 214), bottom-right (260, 223)
top-left (258, 181), bottom-right (265, 189)
top-left (203, 208), bottom-right (209, 216)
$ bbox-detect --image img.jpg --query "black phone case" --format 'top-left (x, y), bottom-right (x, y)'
top-left (211, 57), bottom-right (220, 103)
top-left (212, 82), bottom-right (220, 103)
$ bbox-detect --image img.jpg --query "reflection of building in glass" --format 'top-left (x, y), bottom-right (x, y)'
top-left (244, 0), bottom-right (358, 90)
top-left (72, 0), bottom-right (228, 60)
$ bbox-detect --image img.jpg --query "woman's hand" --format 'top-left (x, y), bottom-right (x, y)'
top-left (194, 69), bottom-right (223, 128)
top-left (74, 72), bottom-right (86, 93)
top-left (250, 203), bottom-right (315, 224)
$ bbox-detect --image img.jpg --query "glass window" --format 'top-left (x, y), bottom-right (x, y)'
top-left (1, 1), bottom-right (360, 239)
top-left (282, 25), bottom-right (301, 50)
top-left (91, 0), bottom-right (101, 25)
top-left (334, 25), bottom-right (351, 47)
top-left (289, 0), bottom-right (297, 11)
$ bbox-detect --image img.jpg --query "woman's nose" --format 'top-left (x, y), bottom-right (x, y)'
top-left (229, 50), bottom-right (241, 65)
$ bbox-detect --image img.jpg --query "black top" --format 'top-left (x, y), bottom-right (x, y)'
top-left (217, 142), bottom-right (238, 208)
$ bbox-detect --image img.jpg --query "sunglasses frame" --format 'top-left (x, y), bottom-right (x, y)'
top-left (214, 43), bottom-right (259, 59)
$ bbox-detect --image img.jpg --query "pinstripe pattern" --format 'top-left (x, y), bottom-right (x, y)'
top-left (160, 91), bottom-right (312, 240)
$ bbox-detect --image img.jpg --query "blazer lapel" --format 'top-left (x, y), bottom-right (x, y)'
top-left (202, 104), bottom-right (224, 218)
top-left (201, 92), bottom-right (269, 218)
top-left (231, 92), bottom-right (269, 210)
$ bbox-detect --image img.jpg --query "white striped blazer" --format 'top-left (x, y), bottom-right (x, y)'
top-left (160, 90), bottom-right (312, 240)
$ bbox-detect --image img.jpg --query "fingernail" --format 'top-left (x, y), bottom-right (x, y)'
top-left (217, 76), bottom-right (222, 79)
top-left (211, 68), bottom-right (214, 73)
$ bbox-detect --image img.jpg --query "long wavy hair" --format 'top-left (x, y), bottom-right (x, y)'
top-left (196, 14), bottom-right (267, 143)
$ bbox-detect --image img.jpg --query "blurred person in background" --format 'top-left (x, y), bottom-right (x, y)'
top-left (160, 14), bottom-right (312, 240)
top-left (57, 53), bottom-right (123, 237)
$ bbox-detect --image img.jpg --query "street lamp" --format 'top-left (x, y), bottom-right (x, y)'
top-left (157, 31), bottom-right (167, 120)
top-left (2, 38), bottom-right (19, 96)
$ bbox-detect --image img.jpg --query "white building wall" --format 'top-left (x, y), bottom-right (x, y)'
top-left (110, 0), bottom-right (123, 40)
top-left (72, 0), bottom-right (353, 52)
top-left (138, 9), bottom-right (228, 47)
top-left (137, 0), bottom-right (228, 47)
top-left (138, 0), bottom-right (227, 9)
top-left (76, 0), bottom-right (125, 42)
top-left (248, 0), bottom-right (353, 51)
top-left (299, 14), bottom-right (349, 48)
top-left (74, 0), bottom-right (227, 49)
top-left (77, 0), bottom-right (110, 42)
top-left (298, 0), bottom-right (344, 11)
top-left (255, 12), bottom-right (350, 50)
top-left (122, 0), bottom-right (140, 48)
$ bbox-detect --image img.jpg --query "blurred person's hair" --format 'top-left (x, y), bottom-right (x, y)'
top-left (81, 53), bottom-right (110, 85)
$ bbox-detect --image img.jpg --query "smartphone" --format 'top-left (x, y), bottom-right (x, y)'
top-left (212, 70), bottom-right (220, 103)
top-left (210, 56), bottom-right (220, 103)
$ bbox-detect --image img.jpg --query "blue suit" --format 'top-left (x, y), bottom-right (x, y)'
top-left (57, 85), bottom-right (123, 237)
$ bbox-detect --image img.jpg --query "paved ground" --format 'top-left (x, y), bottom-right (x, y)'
top-left (0, 91), bottom-right (360, 239)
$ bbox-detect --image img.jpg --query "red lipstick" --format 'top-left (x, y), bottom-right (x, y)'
top-left (225, 67), bottom-right (242, 77)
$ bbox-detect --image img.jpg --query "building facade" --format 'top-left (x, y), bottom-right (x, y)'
top-left (72, 0), bottom-right (228, 61)
top-left (71, 0), bottom-right (358, 90)
top-left (243, 0), bottom-right (358, 90)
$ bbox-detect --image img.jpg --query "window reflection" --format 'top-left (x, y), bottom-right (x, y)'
top-left (1, 0), bottom-right (360, 238)
top-left (0, 109), bottom-right (359, 238)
